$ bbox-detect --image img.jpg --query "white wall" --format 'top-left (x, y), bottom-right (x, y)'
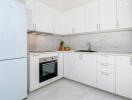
top-left (63, 31), bottom-right (132, 52)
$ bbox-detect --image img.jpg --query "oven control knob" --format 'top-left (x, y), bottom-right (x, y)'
top-left (44, 59), bottom-right (46, 61)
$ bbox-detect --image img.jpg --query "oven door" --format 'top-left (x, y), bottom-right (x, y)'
top-left (39, 60), bottom-right (58, 83)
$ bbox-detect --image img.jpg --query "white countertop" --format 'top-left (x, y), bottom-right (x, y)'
top-left (28, 50), bottom-right (132, 56)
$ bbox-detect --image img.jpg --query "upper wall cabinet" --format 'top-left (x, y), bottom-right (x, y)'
top-left (117, 0), bottom-right (132, 29)
top-left (99, 0), bottom-right (117, 30)
top-left (26, 0), bottom-right (36, 31)
top-left (62, 11), bottom-right (74, 35)
top-left (54, 12), bottom-right (73, 35)
top-left (85, 1), bottom-right (99, 32)
top-left (72, 7), bottom-right (86, 34)
top-left (54, 14), bottom-right (65, 35)
top-left (26, 0), bottom-right (60, 33)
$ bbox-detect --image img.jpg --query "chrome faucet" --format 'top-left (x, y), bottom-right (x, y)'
top-left (86, 42), bottom-right (91, 51)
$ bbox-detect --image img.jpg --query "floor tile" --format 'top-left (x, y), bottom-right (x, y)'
top-left (27, 79), bottom-right (129, 100)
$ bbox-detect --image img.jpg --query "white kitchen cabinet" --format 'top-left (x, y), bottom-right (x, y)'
top-left (26, 0), bottom-right (60, 33)
top-left (35, 1), bottom-right (59, 33)
top-left (72, 7), bottom-right (86, 34)
top-left (29, 52), bottom-right (62, 92)
top-left (97, 63), bottom-right (115, 74)
top-left (54, 14), bottom-right (65, 35)
top-left (117, 0), bottom-right (132, 29)
top-left (64, 53), bottom-right (80, 80)
top-left (97, 55), bottom-right (115, 65)
top-left (99, 0), bottom-right (117, 30)
top-left (58, 52), bottom-right (64, 78)
top-left (64, 53), bottom-right (96, 87)
top-left (116, 56), bottom-right (132, 99)
top-left (97, 71), bottom-right (115, 93)
top-left (85, 1), bottom-right (99, 32)
top-left (26, 0), bottom-right (36, 31)
top-left (79, 53), bottom-right (97, 87)
top-left (97, 54), bottom-right (116, 93)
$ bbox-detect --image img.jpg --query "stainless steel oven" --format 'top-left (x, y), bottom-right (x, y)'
top-left (39, 56), bottom-right (58, 83)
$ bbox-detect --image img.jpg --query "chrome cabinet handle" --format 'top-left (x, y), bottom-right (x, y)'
top-left (33, 24), bottom-right (35, 31)
top-left (100, 55), bottom-right (109, 58)
top-left (101, 72), bottom-right (110, 76)
top-left (130, 58), bottom-right (132, 65)
top-left (97, 24), bottom-right (98, 30)
top-left (35, 24), bottom-right (37, 31)
top-left (116, 21), bottom-right (119, 28)
top-left (100, 63), bottom-right (109, 66)
top-left (99, 24), bottom-right (101, 30)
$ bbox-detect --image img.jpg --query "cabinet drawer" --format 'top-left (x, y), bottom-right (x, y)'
top-left (97, 71), bottom-right (115, 93)
top-left (97, 55), bottom-right (115, 64)
top-left (97, 63), bottom-right (115, 74)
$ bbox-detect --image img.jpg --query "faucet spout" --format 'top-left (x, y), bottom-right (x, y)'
top-left (86, 42), bottom-right (91, 51)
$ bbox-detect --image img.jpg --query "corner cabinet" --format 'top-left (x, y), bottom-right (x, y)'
top-left (26, 0), bottom-right (60, 33)
top-left (116, 56), bottom-right (132, 99)
top-left (64, 52), bottom-right (96, 87)
top-left (117, 0), bottom-right (132, 29)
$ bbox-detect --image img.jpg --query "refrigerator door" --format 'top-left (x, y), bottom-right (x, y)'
top-left (0, 1), bottom-right (27, 60)
top-left (0, 58), bottom-right (27, 100)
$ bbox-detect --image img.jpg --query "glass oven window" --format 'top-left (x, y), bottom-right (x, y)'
top-left (42, 62), bottom-right (56, 76)
top-left (39, 60), bottom-right (58, 82)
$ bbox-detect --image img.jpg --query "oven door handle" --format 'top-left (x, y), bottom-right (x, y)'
top-left (40, 61), bottom-right (57, 65)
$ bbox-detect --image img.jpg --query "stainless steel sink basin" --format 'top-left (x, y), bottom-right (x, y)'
top-left (75, 50), bottom-right (97, 52)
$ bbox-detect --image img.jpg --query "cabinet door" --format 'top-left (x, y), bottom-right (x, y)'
top-left (116, 56), bottom-right (132, 99)
top-left (26, 0), bottom-right (36, 31)
top-left (97, 72), bottom-right (115, 93)
top-left (72, 7), bottom-right (86, 34)
top-left (63, 12), bottom-right (73, 35)
top-left (99, 0), bottom-right (117, 30)
top-left (35, 1), bottom-right (53, 33)
top-left (64, 53), bottom-right (81, 80)
top-left (64, 53), bottom-right (96, 87)
top-left (79, 54), bottom-right (97, 87)
top-left (85, 1), bottom-right (99, 32)
top-left (117, 0), bottom-right (132, 28)
top-left (58, 52), bottom-right (64, 78)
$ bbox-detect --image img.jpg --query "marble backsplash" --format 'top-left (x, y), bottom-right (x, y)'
top-left (63, 31), bottom-right (132, 52)
top-left (28, 34), bottom-right (62, 51)
top-left (28, 31), bottom-right (132, 53)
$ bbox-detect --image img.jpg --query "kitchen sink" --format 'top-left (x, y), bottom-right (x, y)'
top-left (75, 50), bottom-right (97, 52)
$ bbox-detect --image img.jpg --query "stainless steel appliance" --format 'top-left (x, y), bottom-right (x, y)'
top-left (39, 56), bottom-right (58, 82)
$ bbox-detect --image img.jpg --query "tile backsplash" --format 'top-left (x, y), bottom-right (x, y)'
top-left (28, 34), bottom-right (62, 51)
top-left (28, 31), bottom-right (132, 52)
top-left (63, 31), bottom-right (132, 52)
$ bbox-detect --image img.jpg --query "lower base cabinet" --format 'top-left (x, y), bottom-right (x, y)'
top-left (97, 71), bottom-right (115, 93)
top-left (64, 52), bottom-right (132, 99)
top-left (116, 56), bottom-right (132, 99)
top-left (64, 52), bottom-right (96, 87)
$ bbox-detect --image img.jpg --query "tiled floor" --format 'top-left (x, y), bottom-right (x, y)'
top-left (27, 79), bottom-right (129, 100)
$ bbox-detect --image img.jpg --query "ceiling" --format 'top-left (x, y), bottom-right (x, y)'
top-left (39, 0), bottom-right (95, 11)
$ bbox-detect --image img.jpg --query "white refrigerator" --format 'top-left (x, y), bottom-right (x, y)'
top-left (0, 0), bottom-right (27, 100)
